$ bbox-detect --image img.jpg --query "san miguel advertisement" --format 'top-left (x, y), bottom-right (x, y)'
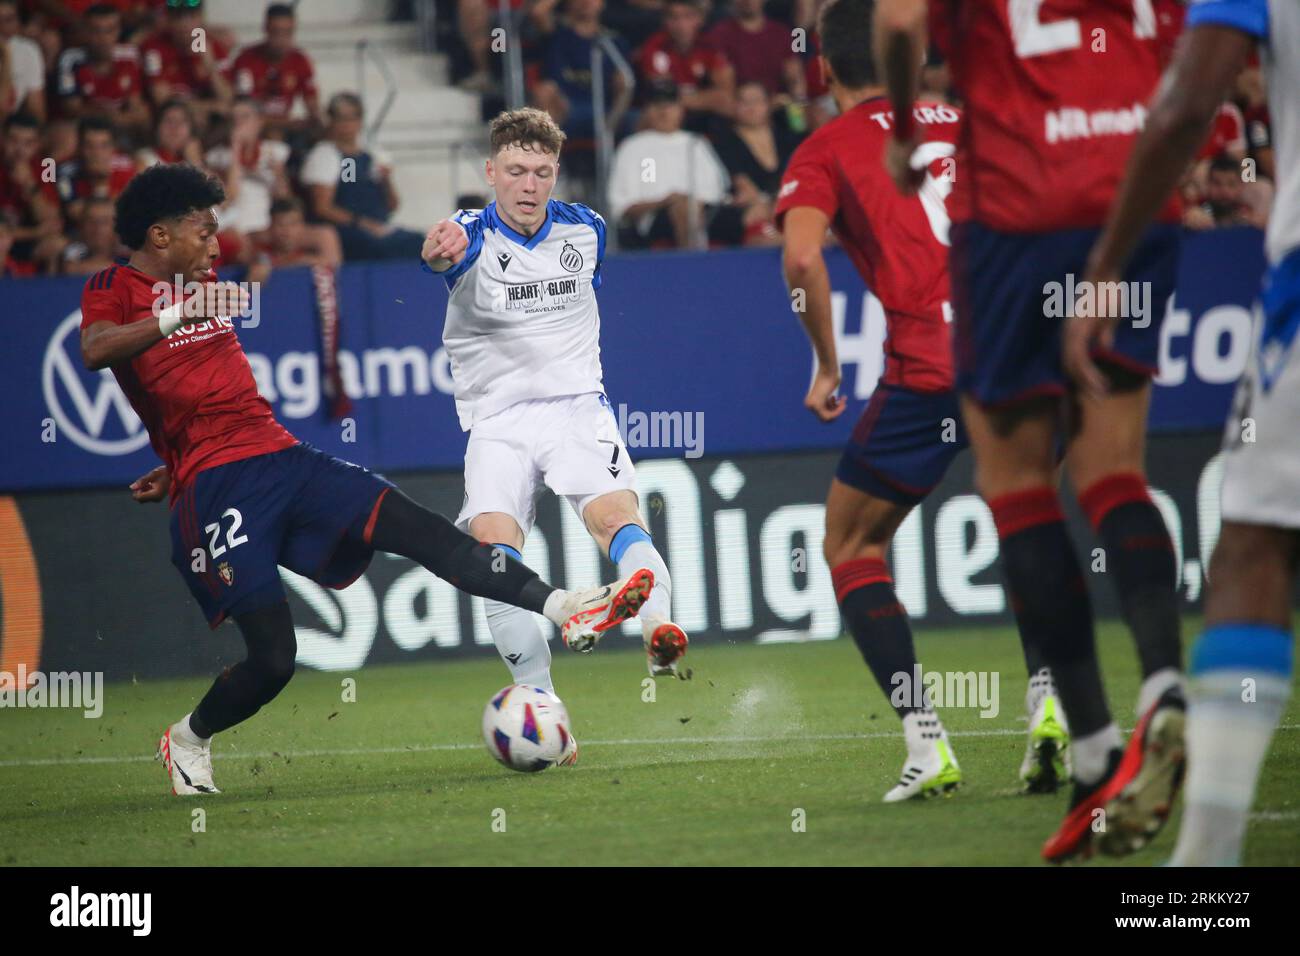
top-left (6, 436), bottom-right (1231, 681)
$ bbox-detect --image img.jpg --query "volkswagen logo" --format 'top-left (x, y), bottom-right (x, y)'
top-left (41, 311), bottom-right (149, 455)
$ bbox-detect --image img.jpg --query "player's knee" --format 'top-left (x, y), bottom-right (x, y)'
top-left (266, 644), bottom-right (297, 687)
top-left (591, 508), bottom-right (643, 545)
top-left (249, 628), bottom-right (297, 694)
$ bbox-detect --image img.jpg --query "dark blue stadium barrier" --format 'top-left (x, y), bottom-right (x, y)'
top-left (0, 227), bottom-right (1265, 493)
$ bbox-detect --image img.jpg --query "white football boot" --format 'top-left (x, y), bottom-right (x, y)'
top-left (642, 618), bottom-right (689, 678)
top-left (157, 715), bottom-right (220, 795)
top-left (561, 568), bottom-right (655, 653)
top-left (1020, 673), bottom-right (1071, 794)
top-left (883, 710), bottom-right (962, 802)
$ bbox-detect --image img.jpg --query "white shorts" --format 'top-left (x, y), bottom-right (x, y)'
top-left (1220, 291), bottom-right (1300, 530)
top-left (456, 392), bottom-right (638, 536)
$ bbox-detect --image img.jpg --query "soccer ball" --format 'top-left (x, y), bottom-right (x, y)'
top-left (482, 684), bottom-right (574, 772)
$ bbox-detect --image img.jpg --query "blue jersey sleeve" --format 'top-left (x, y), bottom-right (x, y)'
top-left (420, 209), bottom-right (485, 289)
top-left (1185, 0), bottom-right (1269, 39)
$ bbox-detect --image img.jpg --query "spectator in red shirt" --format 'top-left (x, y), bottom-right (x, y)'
top-left (140, 0), bottom-right (231, 122)
top-left (637, 0), bottom-right (734, 131)
top-left (229, 3), bottom-right (320, 134)
top-left (56, 115), bottom-right (136, 224)
top-left (706, 0), bottom-right (805, 104)
top-left (0, 111), bottom-right (64, 270)
top-left (56, 4), bottom-right (150, 139)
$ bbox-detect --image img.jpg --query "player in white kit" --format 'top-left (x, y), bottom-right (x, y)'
top-left (421, 109), bottom-right (690, 717)
top-left (1068, 0), bottom-right (1299, 864)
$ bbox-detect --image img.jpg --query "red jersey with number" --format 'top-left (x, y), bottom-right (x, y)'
top-left (931, 0), bottom-right (1178, 231)
top-left (774, 97), bottom-right (961, 392)
top-left (230, 43), bottom-right (318, 119)
top-left (79, 263), bottom-right (296, 496)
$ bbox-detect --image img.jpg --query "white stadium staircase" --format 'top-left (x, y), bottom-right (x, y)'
top-left (206, 0), bottom-right (490, 230)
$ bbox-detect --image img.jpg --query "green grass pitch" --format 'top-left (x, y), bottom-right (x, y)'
top-left (3, 619), bottom-right (1297, 866)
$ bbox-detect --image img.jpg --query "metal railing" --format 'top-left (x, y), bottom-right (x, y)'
top-left (356, 39), bottom-right (399, 146)
top-left (590, 32), bottom-right (635, 244)
top-left (499, 0), bottom-right (526, 109)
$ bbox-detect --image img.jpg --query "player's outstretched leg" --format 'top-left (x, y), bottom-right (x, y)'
top-left (1169, 524), bottom-right (1296, 866)
top-left (157, 602), bottom-right (297, 795)
top-left (367, 488), bottom-right (653, 651)
top-left (584, 492), bottom-right (687, 676)
top-left (825, 480), bottom-right (960, 802)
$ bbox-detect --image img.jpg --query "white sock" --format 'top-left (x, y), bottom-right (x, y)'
top-left (1026, 667), bottom-right (1056, 716)
top-left (1170, 670), bottom-right (1290, 866)
top-left (1073, 723), bottom-right (1123, 785)
top-left (1137, 666), bottom-right (1184, 717)
top-left (175, 712), bottom-right (207, 744)
top-left (901, 709), bottom-right (948, 761)
top-left (618, 539), bottom-right (672, 627)
top-left (542, 589), bottom-right (569, 627)
top-left (486, 599), bottom-right (553, 693)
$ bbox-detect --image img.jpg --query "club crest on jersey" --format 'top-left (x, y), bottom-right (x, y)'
top-left (218, 562), bottom-right (234, 586)
top-left (559, 241), bottom-right (583, 273)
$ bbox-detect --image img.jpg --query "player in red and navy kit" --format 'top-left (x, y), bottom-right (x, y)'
top-left (82, 163), bottom-right (653, 795)
top-left (877, 0), bottom-right (1186, 861)
top-left (776, 0), bottom-right (1069, 804)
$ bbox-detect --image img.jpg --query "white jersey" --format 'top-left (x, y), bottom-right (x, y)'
top-left (430, 199), bottom-right (607, 430)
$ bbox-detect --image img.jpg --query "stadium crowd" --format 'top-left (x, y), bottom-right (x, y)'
top-left (1, 0), bottom-right (421, 278)
top-left (0, 0), bottom-right (1279, 277)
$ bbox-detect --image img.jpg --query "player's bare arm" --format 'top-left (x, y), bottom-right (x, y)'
top-left (875, 0), bottom-right (928, 195)
top-left (81, 281), bottom-right (251, 370)
top-left (1067, 25), bottom-right (1256, 397)
top-left (422, 217), bottom-right (469, 272)
top-left (782, 204), bottom-right (847, 422)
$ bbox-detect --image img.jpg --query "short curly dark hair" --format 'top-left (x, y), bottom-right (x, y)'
top-left (115, 162), bottom-right (226, 250)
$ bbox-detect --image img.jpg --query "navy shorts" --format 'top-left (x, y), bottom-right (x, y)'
top-left (836, 385), bottom-right (968, 506)
top-left (950, 221), bottom-right (1181, 407)
top-left (169, 442), bottom-right (395, 628)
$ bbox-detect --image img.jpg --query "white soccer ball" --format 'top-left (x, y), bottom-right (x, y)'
top-left (482, 684), bottom-right (574, 773)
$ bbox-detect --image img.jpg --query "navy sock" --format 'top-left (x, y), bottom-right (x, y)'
top-left (990, 487), bottom-right (1112, 738)
top-left (833, 558), bottom-right (924, 719)
top-left (1079, 473), bottom-right (1182, 678)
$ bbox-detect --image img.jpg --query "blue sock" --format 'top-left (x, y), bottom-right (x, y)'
top-left (608, 524), bottom-right (651, 564)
